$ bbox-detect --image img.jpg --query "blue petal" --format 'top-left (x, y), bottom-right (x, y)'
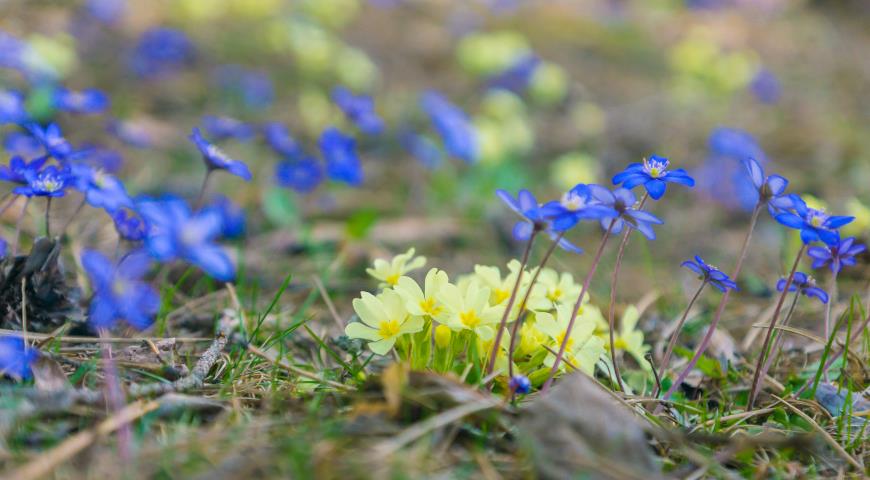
top-left (824, 216), bottom-right (854, 229)
top-left (743, 157), bottom-right (764, 189)
top-left (621, 174), bottom-right (649, 190)
top-left (645, 179), bottom-right (667, 200)
top-left (817, 228), bottom-right (839, 246)
top-left (664, 169), bottom-right (695, 187)
top-left (765, 175), bottom-right (788, 196)
top-left (775, 213), bottom-right (804, 229)
top-left (513, 221), bottom-right (533, 241)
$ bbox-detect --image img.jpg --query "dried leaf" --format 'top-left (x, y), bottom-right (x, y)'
top-left (31, 356), bottom-right (70, 392)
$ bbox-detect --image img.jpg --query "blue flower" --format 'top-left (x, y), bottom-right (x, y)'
top-left (137, 196), bottom-right (235, 281)
top-left (509, 374), bottom-right (531, 394)
top-left (749, 68), bottom-right (781, 104)
top-left (487, 54), bottom-right (540, 93)
top-left (0, 90), bottom-right (27, 124)
top-left (106, 119), bottom-right (152, 148)
top-left (742, 157), bottom-right (792, 216)
top-left (85, 0), bottom-right (126, 24)
top-left (0, 29), bottom-right (27, 71)
top-left (612, 155), bottom-right (695, 200)
top-left (0, 155), bottom-right (48, 185)
top-left (0, 335), bottom-right (38, 380)
top-left (202, 115), bottom-right (256, 141)
top-left (420, 91), bottom-right (478, 163)
top-left (681, 256), bottom-right (738, 292)
top-left (777, 272), bottom-right (828, 304)
top-left (203, 195), bottom-right (246, 239)
top-left (275, 157), bottom-right (323, 193)
top-left (3, 131), bottom-right (43, 158)
top-left (129, 27), bottom-right (194, 78)
top-left (189, 128), bottom-right (252, 181)
top-left (0, 237), bottom-right (6, 259)
top-left (538, 184), bottom-right (618, 232)
top-left (262, 122), bottom-right (304, 159)
top-left (400, 131), bottom-right (442, 170)
top-left (82, 249), bottom-right (159, 330)
top-left (807, 237), bottom-right (866, 274)
top-left (319, 127), bottom-right (363, 186)
top-left (112, 209), bottom-right (148, 241)
top-left (14, 165), bottom-right (69, 197)
top-left (774, 196), bottom-right (853, 246)
top-left (68, 163), bottom-right (132, 213)
top-left (497, 188), bottom-right (583, 253)
top-left (332, 86), bottom-right (384, 135)
top-left (213, 65), bottom-right (274, 110)
top-left (53, 88), bottom-right (109, 114)
top-left (25, 123), bottom-right (75, 161)
top-left (588, 185), bottom-right (664, 240)
top-left (698, 127), bottom-right (769, 211)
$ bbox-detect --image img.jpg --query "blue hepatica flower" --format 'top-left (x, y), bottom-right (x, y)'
top-left (86, 0), bottom-right (126, 24)
top-left (189, 128), bottom-right (252, 181)
top-left (14, 165), bottom-right (68, 197)
top-left (130, 27), bottom-right (194, 79)
top-left (698, 127), bottom-right (769, 211)
top-left (82, 249), bottom-right (159, 330)
top-left (106, 119), bottom-right (152, 148)
top-left (0, 155), bottom-right (48, 185)
top-left (777, 272), bottom-right (828, 304)
top-left (808, 237), bottom-right (866, 274)
top-left (775, 196), bottom-right (853, 246)
top-left (53, 88), bottom-right (109, 114)
top-left (488, 54), bottom-right (540, 93)
top-left (275, 157), bottom-right (323, 193)
top-left (0, 90), bottom-right (27, 124)
top-left (204, 195), bottom-right (246, 239)
top-left (742, 157), bottom-right (793, 216)
top-left (69, 163), bottom-right (132, 212)
top-left (112, 209), bottom-right (148, 241)
top-left (263, 122), bottom-right (304, 159)
top-left (400, 131), bottom-right (442, 170)
top-left (749, 68), bottom-right (781, 104)
top-left (612, 155), bottom-right (695, 200)
top-left (25, 122), bottom-right (75, 161)
top-left (137, 196), bottom-right (235, 281)
top-left (497, 189), bottom-right (583, 253)
top-left (0, 237), bottom-right (7, 259)
top-left (214, 65), bottom-right (274, 110)
top-left (202, 115), bottom-right (256, 141)
top-left (332, 86), bottom-right (384, 135)
top-left (588, 185), bottom-right (664, 239)
top-left (0, 29), bottom-right (27, 71)
top-left (509, 374), bottom-right (532, 394)
top-left (539, 184), bottom-right (618, 232)
top-left (681, 256), bottom-right (738, 292)
top-left (4, 131), bottom-right (43, 158)
top-left (420, 91), bottom-right (478, 163)
top-left (0, 335), bottom-right (38, 379)
top-left (319, 127), bottom-right (363, 186)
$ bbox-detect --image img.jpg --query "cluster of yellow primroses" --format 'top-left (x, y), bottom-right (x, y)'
top-left (346, 249), bottom-right (652, 387)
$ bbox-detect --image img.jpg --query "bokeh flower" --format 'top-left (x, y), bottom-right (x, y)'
top-left (275, 157), bottom-right (323, 193)
top-left (53, 88), bottom-right (109, 114)
top-left (0, 90), bottom-right (27, 124)
top-left (130, 27), bottom-right (194, 78)
top-left (775, 196), bottom-right (853, 245)
top-left (14, 165), bottom-right (69, 197)
top-left (420, 91), bottom-right (478, 163)
top-left (319, 127), bottom-right (363, 186)
top-left (0, 335), bottom-right (38, 380)
top-left (0, 155), bottom-right (48, 185)
top-left (112, 209), bottom-right (147, 241)
top-left (82, 250), bottom-right (158, 330)
top-left (263, 122), bottom-right (304, 159)
top-left (202, 115), bottom-right (256, 141)
top-left (189, 128), bottom-right (252, 181)
top-left (69, 163), bottom-right (132, 212)
top-left (539, 183), bottom-right (617, 232)
top-left (332, 86), bottom-right (384, 135)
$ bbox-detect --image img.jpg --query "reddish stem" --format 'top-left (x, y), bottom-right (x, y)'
top-left (655, 281), bottom-right (707, 396)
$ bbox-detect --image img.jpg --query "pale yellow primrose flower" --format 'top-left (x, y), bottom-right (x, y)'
top-left (610, 306), bottom-right (651, 371)
top-left (536, 304), bottom-right (605, 375)
top-left (516, 315), bottom-right (548, 357)
top-left (473, 260), bottom-right (535, 308)
top-left (394, 268), bottom-right (449, 317)
top-left (347, 290), bottom-right (423, 355)
top-left (527, 268), bottom-right (582, 311)
top-left (437, 280), bottom-right (504, 341)
top-left (366, 248), bottom-right (426, 287)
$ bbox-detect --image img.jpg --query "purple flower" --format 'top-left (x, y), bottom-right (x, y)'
top-left (775, 196), bottom-right (853, 246)
top-left (808, 237), bottom-right (865, 274)
top-left (137, 195), bottom-right (235, 281)
top-left (420, 91), bottom-right (478, 163)
top-left (749, 68), bottom-right (781, 104)
top-left (0, 155), bottom-right (48, 185)
top-left (263, 122), bottom-right (304, 159)
top-left (332, 86), bottom-right (384, 135)
top-left (14, 165), bottom-right (69, 197)
top-left (0, 90), bottom-right (27, 124)
top-left (202, 115), bottom-right (256, 141)
top-left (213, 65), bottom-right (274, 110)
top-left (777, 272), bottom-right (828, 304)
top-left (0, 335), bottom-right (38, 380)
top-left (681, 256), bottom-right (738, 292)
top-left (400, 131), bottom-right (442, 169)
top-left (697, 127), bottom-right (768, 211)
top-left (275, 157), bottom-right (323, 193)
top-left (189, 128), bottom-right (252, 181)
top-left (539, 184), bottom-right (618, 232)
top-left (25, 123), bottom-right (75, 161)
top-left (509, 374), bottom-right (531, 394)
top-left (497, 189), bottom-right (583, 253)
top-left (82, 249), bottom-right (159, 330)
top-left (319, 127), bottom-right (363, 186)
top-left (588, 185), bottom-right (664, 240)
top-left (742, 157), bottom-right (792, 216)
top-left (203, 194), bottom-right (246, 239)
top-left (106, 119), bottom-right (152, 148)
top-left (68, 163), bottom-right (132, 212)
top-left (85, 0), bottom-right (126, 24)
top-left (53, 88), bottom-right (109, 114)
top-left (3, 131), bottom-right (43, 158)
top-left (612, 155), bottom-right (695, 200)
top-left (129, 27), bottom-right (194, 79)
top-left (112, 209), bottom-right (148, 241)
top-left (487, 54), bottom-right (540, 93)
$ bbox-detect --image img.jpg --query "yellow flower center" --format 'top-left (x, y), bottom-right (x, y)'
top-left (385, 273), bottom-right (400, 286)
top-left (459, 310), bottom-right (481, 329)
top-left (614, 337), bottom-right (628, 350)
top-left (810, 217), bottom-right (822, 227)
top-left (556, 330), bottom-right (574, 350)
top-left (419, 297), bottom-right (442, 316)
top-left (434, 324), bottom-right (451, 349)
top-left (649, 167), bottom-right (660, 178)
top-left (494, 288), bottom-right (510, 304)
top-left (546, 288), bottom-right (563, 302)
top-left (378, 319), bottom-right (402, 338)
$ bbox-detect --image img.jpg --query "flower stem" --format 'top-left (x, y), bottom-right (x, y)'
top-left (767, 292), bottom-right (801, 373)
top-left (507, 232), bottom-right (564, 378)
top-left (0, 192), bottom-right (16, 217)
top-left (655, 280), bottom-right (707, 396)
top-left (12, 196), bottom-right (31, 255)
top-left (59, 196), bottom-right (87, 237)
top-left (747, 243), bottom-right (807, 409)
top-left (822, 272), bottom-right (838, 381)
top-left (485, 230), bottom-right (537, 376)
top-left (541, 220), bottom-right (615, 393)
top-left (605, 193), bottom-right (649, 393)
top-left (44, 197), bottom-right (52, 237)
top-left (658, 202), bottom-right (763, 408)
top-left (195, 169), bottom-right (213, 209)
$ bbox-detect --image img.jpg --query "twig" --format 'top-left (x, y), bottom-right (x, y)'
top-left (126, 334), bottom-right (227, 397)
top-left (312, 275), bottom-right (344, 330)
top-left (0, 329), bottom-right (212, 344)
top-left (771, 395), bottom-right (863, 470)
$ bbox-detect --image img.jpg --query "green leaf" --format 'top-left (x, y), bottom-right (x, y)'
top-left (262, 186), bottom-right (299, 227)
top-left (345, 208), bottom-right (379, 239)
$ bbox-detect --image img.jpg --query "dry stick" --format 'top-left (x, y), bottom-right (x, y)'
top-left (542, 220), bottom-right (615, 393)
top-left (659, 202), bottom-right (763, 410)
top-left (486, 230), bottom-right (537, 376)
top-left (127, 333), bottom-right (228, 397)
top-left (0, 329), bottom-right (211, 344)
top-left (655, 281), bottom-right (707, 396)
top-left (606, 192), bottom-right (648, 393)
top-left (748, 243), bottom-right (807, 409)
top-left (312, 275), bottom-right (344, 330)
top-left (5, 399), bottom-right (160, 480)
top-left (506, 232), bottom-right (564, 379)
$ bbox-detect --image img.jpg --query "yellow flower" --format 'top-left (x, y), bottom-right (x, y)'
top-left (527, 268), bottom-right (582, 311)
top-left (434, 324), bottom-right (452, 349)
top-left (516, 316), bottom-right (547, 357)
top-left (473, 260), bottom-right (534, 308)
top-left (347, 290), bottom-right (423, 355)
top-left (608, 306), bottom-right (651, 371)
top-left (535, 304), bottom-right (605, 376)
top-left (366, 248), bottom-right (426, 288)
top-left (437, 281), bottom-right (504, 340)
top-left (394, 268), bottom-right (449, 317)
